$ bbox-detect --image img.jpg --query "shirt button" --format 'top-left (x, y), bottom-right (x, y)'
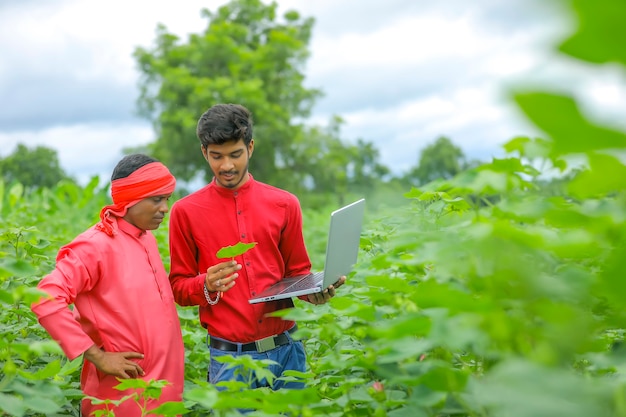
top-left (241, 234), bottom-right (246, 238)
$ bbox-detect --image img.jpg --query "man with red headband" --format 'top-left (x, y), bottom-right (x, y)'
top-left (31, 154), bottom-right (184, 416)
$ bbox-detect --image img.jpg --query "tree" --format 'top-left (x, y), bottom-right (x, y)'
top-left (0, 144), bottom-right (69, 189)
top-left (406, 136), bottom-right (468, 185)
top-left (349, 138), bottom-right (391, 192)
top-left (133, 0), bottom-right (322, 189)
top-left (284, 116), bottom-right (390, 205)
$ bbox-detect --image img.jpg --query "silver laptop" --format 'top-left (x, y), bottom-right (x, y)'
top-left (248, 198), bottom-right (366, 304)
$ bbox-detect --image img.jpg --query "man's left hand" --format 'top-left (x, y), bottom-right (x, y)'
top-left (306, 275), bottom-right (346, 305)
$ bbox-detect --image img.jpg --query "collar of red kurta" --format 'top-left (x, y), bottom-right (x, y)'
top-left (210, 173), bottom-right (255, 196)
top-left (115, 217), bottom-right (147, 238)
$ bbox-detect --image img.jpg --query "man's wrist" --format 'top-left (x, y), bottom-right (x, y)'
top-left (203, 282), bottom-right (220, 305)
top-left (83, 344), bottom-right (103, 363)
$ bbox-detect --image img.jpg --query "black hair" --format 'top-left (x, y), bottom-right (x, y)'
top-left (196, 103), bottom-right (253, 148)
top-left (111, 154), bottom-right (159, 181)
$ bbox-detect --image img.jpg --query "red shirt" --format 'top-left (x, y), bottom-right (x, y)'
top-left (32, 218), bottom-right (184, 416)
top-left (168, 176), bottom-right (311, 343)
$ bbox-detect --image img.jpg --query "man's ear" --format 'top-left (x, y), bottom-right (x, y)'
top-left (201, 144), bottom-right (208, 159)
top-left (248, 139), bottom-right (254, 158)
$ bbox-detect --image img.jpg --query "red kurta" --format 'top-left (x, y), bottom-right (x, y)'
top-left (168, 176), bottom-right (312, 343)
top-left (32, 218), bottom-right (184, 416)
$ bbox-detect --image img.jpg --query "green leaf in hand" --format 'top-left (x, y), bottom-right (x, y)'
top-left (216, 242), bottom-right (258, 259)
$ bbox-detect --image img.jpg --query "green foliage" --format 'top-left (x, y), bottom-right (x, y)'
top-left (514, 93), bottom-right (626, 157)
top-left (558, 0), bottom-right (626, 66)
top-left (0, 177), bottom-right (110, 417)
top-left (0, 144), bottom-right (70, 189)
top-left (291, 117), bottom-right (391, 206)
top-left (2, 0), bottom-right (626, 415)
top-left (85, 379), bottom-right (185, 417)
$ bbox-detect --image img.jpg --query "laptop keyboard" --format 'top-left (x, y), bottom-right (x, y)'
top-left (286, 271), bottom-right (324, 292)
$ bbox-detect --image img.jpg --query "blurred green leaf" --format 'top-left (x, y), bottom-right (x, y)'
top-left (420, 362), bottom-right (468, 392)
top-left (514, 92), bottom-right (626, 156)
top-left (558, 0), bottom-right (626, 66)
top-left (0, 392), bottom-right (26, 415)
top-left (148, 401), bottom-right (189, 415)
top-left (503, 136), bottom-right (552, 160)
top-left (471, 360), bottom-right (612, 417)
top-left (414, 280), bottom-right (483, 314)
top-left (0, 258), bottom-right (37, 277)
top-left (568, 153), bottom-right (626, 197)
top-left (183, 385), bottom-right (218, 408)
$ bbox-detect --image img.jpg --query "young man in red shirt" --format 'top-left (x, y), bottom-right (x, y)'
top-left (168, 103), bottom-right (344, 389)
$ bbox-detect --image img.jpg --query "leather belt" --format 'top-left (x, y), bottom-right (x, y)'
top-left (210, 325), bottom-right (297, 353)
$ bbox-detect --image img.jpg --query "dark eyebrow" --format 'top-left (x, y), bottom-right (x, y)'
top-left (209, 149), bottom-right (244, 157)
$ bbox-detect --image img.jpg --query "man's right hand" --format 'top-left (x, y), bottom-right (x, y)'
top-left (83, 345), bottom-right (145, 379)
top-left (205, 260), bottom-right (241, 293)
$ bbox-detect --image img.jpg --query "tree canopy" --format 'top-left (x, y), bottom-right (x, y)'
top-left (134, 0), bottom-right (319, 186)
top-left (0, 144), bottom-right (69, 189)
top-left (133, 0), bottom-right (387, 201)
top-left (406, 136), bottom-right (468, 185)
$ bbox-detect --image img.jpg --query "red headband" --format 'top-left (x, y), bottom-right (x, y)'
top-left (95, 162), bottom-right (176, 236)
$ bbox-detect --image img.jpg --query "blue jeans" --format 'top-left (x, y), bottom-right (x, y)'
top-left (207, 331), bottom-right (306, 390)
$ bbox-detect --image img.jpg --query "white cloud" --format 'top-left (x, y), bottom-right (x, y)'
top-left (310, 14), bottom-right (488, 76)
top-left (483, 52), bottom-right (537, 78)
top-left (0, 0), bottom-right (213, 84)
top-left (1, 122), bottom-right (155, 184)
top-left (582, 71), bottom-right (626, 128)
top-left (0, 0), bottom-right (624, 184)
top-left (334, 83), bottom-right (524, 173)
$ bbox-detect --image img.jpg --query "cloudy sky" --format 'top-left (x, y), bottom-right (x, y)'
top-left (1, 0), bottom-right (625, 186)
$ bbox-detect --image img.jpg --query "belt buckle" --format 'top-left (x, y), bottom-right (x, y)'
top-left (255, 336), bottom-right (276, 352)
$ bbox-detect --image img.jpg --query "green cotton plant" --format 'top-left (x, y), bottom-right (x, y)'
top-left (0, 180), bottom-right (106, 416)
top-left (86, 378), bottom-right (186, 417)
top-left (0, 222), bottom-right (82, 416)
top-left (185, 378), bottom-right (319, 417)
top-left (271, 3), bottom-right (626, 416)
top-left (209, 354), bottom-right (279, 392)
